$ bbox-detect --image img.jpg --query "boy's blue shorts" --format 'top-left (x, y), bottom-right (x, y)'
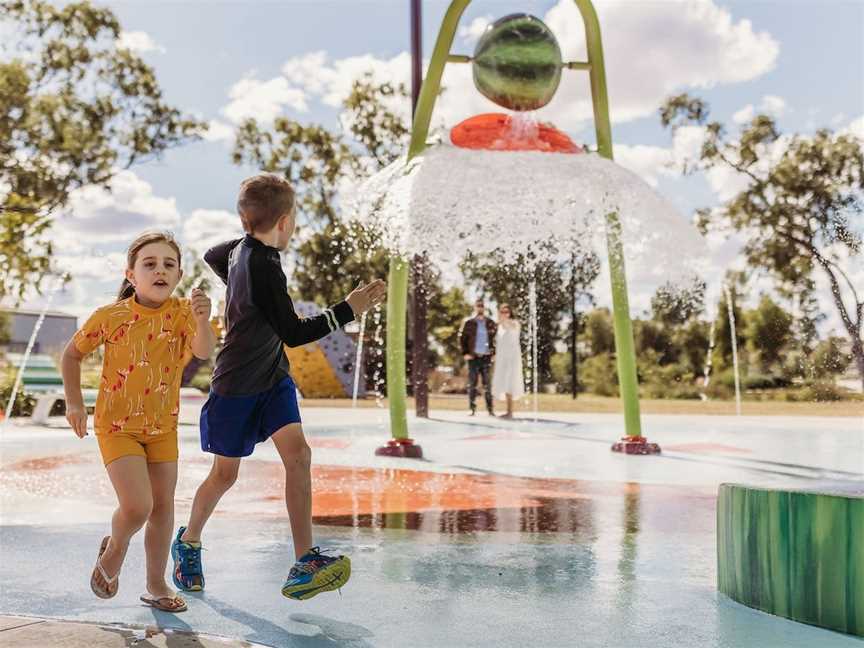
top-left (200, 376), bottom-right (302, 457)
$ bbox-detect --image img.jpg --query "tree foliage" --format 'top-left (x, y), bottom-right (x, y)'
top-left (660, 93), bottom-right (864, 388)
top-left (0, 0), bottom-right (204, 300)
top-left (746, 295), bottom-right (794, 373)
top-left (651, 279), bottom-right (705, 326)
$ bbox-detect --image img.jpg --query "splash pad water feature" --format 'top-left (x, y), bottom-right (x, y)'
top-left (350, 2), bottom-right (707, 456)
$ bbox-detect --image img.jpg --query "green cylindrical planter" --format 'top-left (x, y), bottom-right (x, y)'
top-left (717, 482), bottom-right (864, 636)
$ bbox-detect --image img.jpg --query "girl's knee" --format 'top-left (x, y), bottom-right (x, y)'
top-left (149, 494), bottom-right (175, 520)
top-left (122, 497), bottom-right (153, 527)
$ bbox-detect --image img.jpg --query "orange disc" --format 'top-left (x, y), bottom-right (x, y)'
top-left (450, 113), bottom-right (582, 154)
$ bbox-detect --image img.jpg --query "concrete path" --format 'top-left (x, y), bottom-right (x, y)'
top-left (0, 615), bottom-right (266, 647)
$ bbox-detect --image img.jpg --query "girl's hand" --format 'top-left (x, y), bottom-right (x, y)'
top-left (191, 288), bottom-right (212, 324)
top-left (346, 280), bottom-right (387, 315)
top-left (67, 403), bottom-right (88, 438)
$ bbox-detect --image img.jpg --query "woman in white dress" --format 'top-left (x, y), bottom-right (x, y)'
top-left (492, 304), bottom-right (524, 419)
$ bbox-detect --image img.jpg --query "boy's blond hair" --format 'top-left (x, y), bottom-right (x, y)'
top-left (237, 173), bottom-right (295, 233)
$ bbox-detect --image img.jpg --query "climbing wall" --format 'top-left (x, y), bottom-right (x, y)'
top-left (283, 301), bottom-right (364, 399)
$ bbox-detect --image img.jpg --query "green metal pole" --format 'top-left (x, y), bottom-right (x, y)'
top-left (386, 0), bottom-right (471, 440)
top-left (574, 0), bottom-right (642, 438)
top-left (386, 256), bottom-right (409, 439)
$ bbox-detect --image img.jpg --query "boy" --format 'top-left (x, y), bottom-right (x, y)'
top-left (172, 173), bottom-right (386, 600)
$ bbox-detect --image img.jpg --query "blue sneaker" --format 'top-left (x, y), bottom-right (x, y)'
top-left (171, 526), bottom-right (204, 591)
top-left (281, 547), bottom-right (351, 601)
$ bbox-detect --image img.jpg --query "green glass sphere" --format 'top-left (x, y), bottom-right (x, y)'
top-left (472, 14), bottom-right (563, 112)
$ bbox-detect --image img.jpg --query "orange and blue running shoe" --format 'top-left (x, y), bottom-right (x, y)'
top-left (281, 547), bottom-right (351, 601)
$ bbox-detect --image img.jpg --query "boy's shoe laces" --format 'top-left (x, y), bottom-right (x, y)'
top-left (179, 543), bottom-right (204, 576)
top-left (289, 547), bottom-right (340, 577)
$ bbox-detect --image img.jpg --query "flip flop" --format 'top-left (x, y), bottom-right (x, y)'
top-left (90, 536), bottom-right (119, 599)
top-left (140, 593), bottom-right (188, 613)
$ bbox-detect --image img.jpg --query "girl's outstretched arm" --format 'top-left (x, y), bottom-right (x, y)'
top-left (61, 340), bottom-right (88, 438)
top-left (189, 288), bottom-right (216, 360)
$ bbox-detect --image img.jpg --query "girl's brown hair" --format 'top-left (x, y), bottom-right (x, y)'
top-left (117, 231), bottom-right (182, 301)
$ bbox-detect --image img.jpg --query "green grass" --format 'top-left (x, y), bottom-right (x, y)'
top-left (303, 392), bottom-right (864, 417)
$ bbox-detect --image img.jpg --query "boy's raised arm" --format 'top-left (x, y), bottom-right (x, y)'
top-left (250, 252), bottom-right (355, 347)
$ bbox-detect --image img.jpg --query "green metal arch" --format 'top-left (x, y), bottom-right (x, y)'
top-left (386, 0), bottom-right (642, 440)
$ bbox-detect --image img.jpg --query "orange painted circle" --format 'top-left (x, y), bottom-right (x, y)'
top-left (450, 113), bottom-right (583, 154)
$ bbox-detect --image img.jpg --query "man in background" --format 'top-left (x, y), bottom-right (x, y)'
top-left (459, 299), bottom-right (497, 416)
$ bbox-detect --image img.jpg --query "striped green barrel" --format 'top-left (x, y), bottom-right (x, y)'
top-left (717, 482), bottom-right (864, 636)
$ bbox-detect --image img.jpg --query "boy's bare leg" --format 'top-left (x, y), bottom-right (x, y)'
top-left (145, 461), bottom-right (178, 599)
top-left (271, 423), bottom-right (313, 560)
top-left (181, 455), bottom-right (241, 542)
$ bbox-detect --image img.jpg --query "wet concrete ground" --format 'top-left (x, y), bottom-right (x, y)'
top-left (1, 409), bottom-right (862, 647)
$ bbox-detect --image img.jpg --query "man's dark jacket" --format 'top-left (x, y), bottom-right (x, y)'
top-left (459, 317), bottom-right (497, 357)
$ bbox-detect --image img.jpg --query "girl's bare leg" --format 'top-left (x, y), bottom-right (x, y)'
top-left (144, 461), bottom-right (178, 599)
top-left (96, 455), bottom-right (153, 594)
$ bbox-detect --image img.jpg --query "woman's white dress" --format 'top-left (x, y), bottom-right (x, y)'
top-left (492, 322), bottom-right (525, 400)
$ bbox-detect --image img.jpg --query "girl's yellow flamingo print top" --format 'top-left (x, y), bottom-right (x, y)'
top-left (73, 297), bottom-right (197, 436)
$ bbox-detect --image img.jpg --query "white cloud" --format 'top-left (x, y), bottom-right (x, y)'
top-left (116, 31), bottom-right (165, 54)
top-left (733, 95), bottom-right (786, 124)
top-left (760, 95), bottom-right (786, 117)
top-left (22, 179), bottom-right (244, 318)
top-left (843, 114), bottom-right (864, 140)
top-left (282, 51), bottom-right (412, 110)
top-left (614, 144), bottom-right (674, 187)
top-left (732, 104), bottom-right (755, 125)
top-left (58, 170), bottom-right (180, 246)
top-left (225, 0), bottom-right (779, 139)
top-left (540, 0), bottom-right (780, 129)
top-left (181, 209), bottom-right (245, 255)
top-left (458, 16), bottom-right (492, 45)
top-left (221, 76), bottom-right (308, 124)
top-left (53, 252), bottom-right (127, 280)
top-left (202, 119), bottom-right (235, 143)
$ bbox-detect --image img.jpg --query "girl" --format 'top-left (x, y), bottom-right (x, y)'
top-left (61, 231), bottom-right (215, 613)
top-left (491, 303), bottom-right (525, 419)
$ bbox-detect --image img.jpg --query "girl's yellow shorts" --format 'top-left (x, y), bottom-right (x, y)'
top-left (96, 429), bottom-right (178, 466)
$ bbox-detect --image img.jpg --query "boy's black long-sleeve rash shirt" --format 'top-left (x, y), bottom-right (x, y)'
top-left (204, 235), bottom-right (355, 396)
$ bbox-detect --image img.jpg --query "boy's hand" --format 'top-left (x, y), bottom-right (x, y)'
top-left (191, 288), bottom-right (212, 324)
top-left (346, 279), bottom-right (387, 315)
top-left (66, 403), bottom-right (88, 438)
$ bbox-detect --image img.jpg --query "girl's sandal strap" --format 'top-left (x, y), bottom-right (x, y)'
top-left (140, 594), bottom-right (188, 613)
top-left (91, 536), bottom-right (119, 599)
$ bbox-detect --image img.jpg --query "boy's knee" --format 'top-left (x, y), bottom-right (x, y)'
top-left (211, 461), bottom-right (239, 488)
top-left (275, 426), bottom-right (311, 466)
top-left (285, 440), bottom-right (312, 467)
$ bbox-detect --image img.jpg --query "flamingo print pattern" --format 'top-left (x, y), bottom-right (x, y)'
top-left (72, 297), bottom-right (197, 435)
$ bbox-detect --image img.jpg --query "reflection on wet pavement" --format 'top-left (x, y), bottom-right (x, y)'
top-left (1, 453), bottom-right (714, 540)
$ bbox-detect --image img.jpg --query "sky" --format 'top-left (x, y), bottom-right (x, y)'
top-left (10, 0), bottom-right (864, 338)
